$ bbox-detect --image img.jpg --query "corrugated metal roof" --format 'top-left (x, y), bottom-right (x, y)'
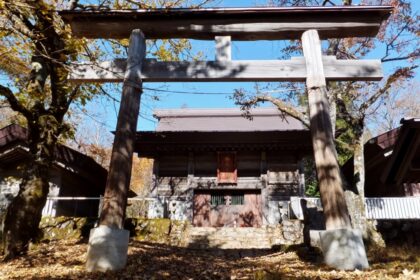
top-left (154, 107), bottom-right (307, 132)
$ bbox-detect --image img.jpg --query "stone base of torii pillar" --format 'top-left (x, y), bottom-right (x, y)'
top-left (86, 226), bottom-right (130, 272)
top-left (319, 229), bottom-right (369, 270)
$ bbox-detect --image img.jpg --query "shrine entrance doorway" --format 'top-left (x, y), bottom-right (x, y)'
top-left (193, 190), bottom-right (262, 227)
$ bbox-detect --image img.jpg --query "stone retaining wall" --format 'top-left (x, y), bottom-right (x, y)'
top-left (187, 220), bottom-right (303, 249)
top-left (39, 217), bottom-right (191, 246)
top-left (125, 218), bottom-right (190, 246)
top-left (39, 217), bottom-right (97, 241)
top-left (14, 217), bottom-right (420, 250)
top-left (35, 217), bottom-right (304, 249)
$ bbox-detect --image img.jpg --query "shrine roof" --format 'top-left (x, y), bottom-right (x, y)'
top-left (59, 6), bottom-right (392, 40)
top-left (135, 130), bottom-right (313, 157)
top-left (153, 107), bottom-right (307, 132)
top-left (134, 108), bottom-right (312, 156)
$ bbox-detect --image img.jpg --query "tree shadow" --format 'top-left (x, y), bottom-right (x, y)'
top-left (9, 238), bottom-right (420, 280)
top-left (13, 240), bottom-right (276, 279)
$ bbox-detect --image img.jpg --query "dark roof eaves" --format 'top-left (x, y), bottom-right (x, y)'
top-left (60, 6), bottom-right (393, 17)
top-left (400, 117), bottom-right (420, 126)
top-left (152, 107), bottom-right (303, 118)
top-left (0, 124), bottom-right (107, 178)
top-left (137, 129), bottom-right (307, 134)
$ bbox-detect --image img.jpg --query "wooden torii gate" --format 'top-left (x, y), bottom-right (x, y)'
top-left (60, 5), bottom-right (392, 272)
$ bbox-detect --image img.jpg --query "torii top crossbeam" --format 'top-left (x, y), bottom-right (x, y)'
top-left (59, 6), bottom-right (392, 40)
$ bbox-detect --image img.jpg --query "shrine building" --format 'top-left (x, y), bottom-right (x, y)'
top-left (135, 107), bottom-right (312, 227)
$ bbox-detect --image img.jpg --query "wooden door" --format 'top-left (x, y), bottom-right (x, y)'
top-left (192, 193), bottom-right (211, 227)
top-left (193, 191), bottom-right (262, 227)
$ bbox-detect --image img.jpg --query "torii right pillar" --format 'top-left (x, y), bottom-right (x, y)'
top-left (301, 29), bottom-right (369, 270)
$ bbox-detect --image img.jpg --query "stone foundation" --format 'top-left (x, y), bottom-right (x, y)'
top-left (124, 218), bottom-right (191, 246)
top-left (35, 217), bottom-right (304, 249)
top-left (281, 220), bottom-right (304, 244)
top-left (187, 220), bottom-right (303, 249)
top-left (36, 217), bottom-right (420, 251)
top-left (39, 217), bottom-right (97, 240)
top-left (189, 227), bottom-right (271, 249)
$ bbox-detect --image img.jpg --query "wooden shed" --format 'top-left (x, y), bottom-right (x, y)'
top-left (343, 118), bottom-right (420, 197)
top-left (0, 124), bottom-right (107, 217)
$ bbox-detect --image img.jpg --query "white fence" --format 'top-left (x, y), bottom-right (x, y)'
top-left (42, 196), bottom-right (101, 217)
top-left (42, 196), bottom-right (154, 217)
top-left (290, 196), bottom-right (420, 220)
top-left (41, 196), bottom-right (420, 220)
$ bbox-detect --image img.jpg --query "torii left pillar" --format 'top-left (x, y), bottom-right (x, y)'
top-left (86, 29), bottom-right (146, 272)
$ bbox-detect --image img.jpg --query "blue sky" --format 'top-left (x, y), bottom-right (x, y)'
top-left (77, 0), bottom-right (419, 137)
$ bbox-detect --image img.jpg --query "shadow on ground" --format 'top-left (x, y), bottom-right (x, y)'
top-left (1, 239), bottom-right (319, 280)
top-left (1, 239), bottom-right (419, 280)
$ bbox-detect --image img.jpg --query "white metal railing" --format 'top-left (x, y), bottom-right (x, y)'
top-left (41, 196), bottom-right (420, 220)
top-left (42, 196), bottom-right (101, 217)
top-left (365, 197), bottom-right (420, 220)
top-left (41, 196), bottom-right (155, 217)
top-left (290, 196), bottom-right (420, 220)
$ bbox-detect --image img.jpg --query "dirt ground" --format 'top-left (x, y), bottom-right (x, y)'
top-left (0, 239), bottom-right (419, 279)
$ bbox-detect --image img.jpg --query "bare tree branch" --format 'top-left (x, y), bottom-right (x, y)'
top-left (382, 49), bottom-right (420, 62)
top-left (234, 91), bottom-right (310, 128)
top-left (382, 21), bottom-right (410, 62)
top-left (359, 65), bottom-right (418, 114)
top-left (57, 85), bottom-right (81, 120)
top-left (0, 84), bottom-right (32, 119)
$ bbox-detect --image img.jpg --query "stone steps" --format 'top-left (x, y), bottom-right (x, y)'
top-left (187, 227), bottom-right (274, 249)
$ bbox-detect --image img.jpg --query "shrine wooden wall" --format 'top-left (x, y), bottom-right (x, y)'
top-left (148, 150), bottom-right (306, 226)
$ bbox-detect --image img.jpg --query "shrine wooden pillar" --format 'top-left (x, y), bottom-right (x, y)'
top-left (99, 29), bottom-right (146, 228)
top-left (86, 29), bottom-right (145, 272)
top-left (301, 29), bottom-right (368, 270)
top-left (301, 29), bottom-right (351, 230)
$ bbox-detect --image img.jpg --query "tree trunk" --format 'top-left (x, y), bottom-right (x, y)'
top-left (2, 163), bottom-right (49, 260)
top-left (344, 131), bottom-right (367, 229)
top-left (2, 118), bottom-right (58, 260)
top-left (327, 90), bottom-right (336, 138)
top-left (344, 128), bottom-right (385, 247)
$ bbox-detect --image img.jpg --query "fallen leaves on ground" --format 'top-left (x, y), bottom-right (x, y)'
top-left (0, 239), bottom-right (419, 279)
